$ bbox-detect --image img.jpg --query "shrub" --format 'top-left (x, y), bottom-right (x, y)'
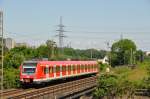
top-left (94, 74), bottom-right (136, 99)
top-left (3, 68), bottom-right (20, 89)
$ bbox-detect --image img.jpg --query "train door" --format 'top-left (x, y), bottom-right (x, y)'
top-left (68, 65), bottom-right (71, 75)
top-left (85, 64), bottom-right (88, 72)
top-left (91, 64), bottom-right (94, 72)
top-left (56, 65), bottom-right (60, 77)
top-left (80, 64), bottom-right (82, 73)
top-left (77, 64), bottom-right (80, 74)
top-left (82, 65), bottom-right (85, 73)
top-left (94, 64), bottom-right (97, 72)
top-left (49, 66), bottom-right (54, 78)
top-left (44, 65), bottom-right (49, 79)
top-left (88, 64), bottom-right (90, 72)
top-left (62, 65), bottom-right (66, 76)
top-left (71, 64), bottom-right (73, 75)
top-left (72, 64), bottom-right (75, 75)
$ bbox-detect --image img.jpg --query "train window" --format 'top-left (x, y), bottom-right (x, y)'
top-left (94, 64), bottom-right (95, 69)
top-left (44, 67), bottom-right (49, 74)
top-left (56, 66), bottom-right (60, 72)
top-left (23, 68), bottom-right (35, 74)
top-left (81, 65), bottom-right (84, 70)
top-left (49, 67), bottom-right (53, 74)
top-left (62, 66), bottom-right (66, 72)
top-left (80, 65), bottom-right (82, 70)
top-left (88, 65), bottom-right (90, 70)
top-left (82, 65), bottom-right (85, 70)
top-left (75, 65), bottom-right (77, 71)
top-left (72, 65), bottom-right (75, 71)
top-left (22, 62), bottom-right (37, 74)
top-left (85, 65), bottom-right (87, 70)
top-left (68, 65), bottom-right (71, 71)
top-left (88, 64), bottom-right (90, 70)
top-left (68, 65), bottom-right (69, 71)
top-left (77, 65), bottom-right (80, 70)
top-left (92, 64), bottom-right (94, 69)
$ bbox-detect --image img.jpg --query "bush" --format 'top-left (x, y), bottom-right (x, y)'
top-left (3, 68), bottom-right (20, 89)
top-left (94, 74), bottom-right (136, 99)
top-left (94, 74), bottom-right (118, 98)
top-left (98, 63), bottom-right (109, 72)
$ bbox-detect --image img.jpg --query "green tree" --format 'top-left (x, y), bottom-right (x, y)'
top-left (36, 45), bottom-right (48, 58)
top-left (135, 50), bottom-right (144, 63)
top-left (4, 52), bottom-right (24, 68)
top-left (46, 40), bottom-right (57, 60)
top-left (111, 39), bottom-right (137, 66)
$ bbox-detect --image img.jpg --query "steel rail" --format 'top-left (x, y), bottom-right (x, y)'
top-left (8, 76), bottom-right (97, 99)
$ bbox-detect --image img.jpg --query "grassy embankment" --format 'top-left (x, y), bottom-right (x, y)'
top-left (111, 60), bottom-right (150, 85)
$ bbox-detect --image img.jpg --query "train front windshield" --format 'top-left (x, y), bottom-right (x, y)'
top-left (22, 62), bottom-right (37, 75)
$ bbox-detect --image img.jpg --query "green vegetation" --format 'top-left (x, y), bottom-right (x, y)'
top-left (3, 39), bottom-right (106, 88)
top-left (95, 59), bottom-right (150, 98)
top-left (2, 37), bottom-right (150, 97)
top-left (94, 39), bottom-right (150, 98)
top-left (94, 74), bottom-right (136, 99)
top-left (110, 39), bottom-right (144, 66)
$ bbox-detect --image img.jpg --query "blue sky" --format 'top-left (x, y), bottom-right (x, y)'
top-left (1, 0), bottom-right (150, 50)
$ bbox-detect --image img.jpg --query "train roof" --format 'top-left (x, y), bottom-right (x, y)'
top-left (23, 60), bottom-right (97, 66)
top-left (38, 61), bottom-right (97, 65)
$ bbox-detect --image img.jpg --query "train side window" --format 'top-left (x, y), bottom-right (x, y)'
top-left (68, 65), bottom-right (71, 71)
top-left (92, 64), bottom-right (94, 70)
top-left (56, 66), bottom-right (60, 72)
top-left (62, 66), bottom-right (66, 72)
top-left (88, 64), bottom-right (90, 70)
top-left (77, 65), bottom-right (80, 70)
top-left (80, 65), bottom-right (82, 70)
top-left (81, 65), bottom-right (84, 70)
top-left (83, 65), bottom-right (85, 70)
top-left (85, 64), bottom-right (87, 70)
top-left (92, 65), bottom-right (94, 69)
top-left (90, 65), bottom-right (92, 69)
top-left (75, 65), bottom-right (77, 71)
top-left (44, 67), bottom-right (49, 74)
top-left (73, 65), bottom-right (75, 71)
top-left (49, 67), bottom-right (53, 74)
top-left (94, 65), bottom-right (95, 69)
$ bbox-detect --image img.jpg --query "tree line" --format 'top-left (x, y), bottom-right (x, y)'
top-left (1, 38), bottom-right (148, 89)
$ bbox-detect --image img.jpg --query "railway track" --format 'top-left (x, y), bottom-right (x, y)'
top-left (7, 76), bottom-right (97, 99)
top-left (1, 88), bottom-right (35, 99)
top-left (2, 89), bottom-right (23, 96)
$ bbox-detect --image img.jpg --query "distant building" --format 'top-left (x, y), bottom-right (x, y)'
top-left (15, 42), bottom-right (29, 47)
top-left (146, 51), bottom-right (150, 56)
top-left (98, 56), bottom-right (109, 64)
top-left (4, 38), bottom-right (15, 50)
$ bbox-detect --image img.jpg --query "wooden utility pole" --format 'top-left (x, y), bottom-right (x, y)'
top-left (0, 10), bottom-right (4, 98)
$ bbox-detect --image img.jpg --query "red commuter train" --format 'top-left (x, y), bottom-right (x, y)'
top-left (20, 60), bottom-right (98, 84)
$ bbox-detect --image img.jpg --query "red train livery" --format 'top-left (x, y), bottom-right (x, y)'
top-left (20, 61), bottom-right (98, 84)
